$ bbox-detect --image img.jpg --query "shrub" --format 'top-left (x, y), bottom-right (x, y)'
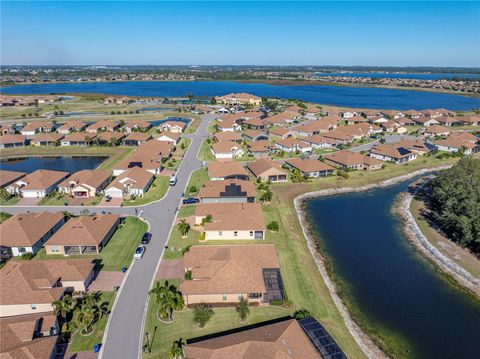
top-left (293, 308), bottom-right (311, 319)
top-left (267, 221), bottom-right (279, 232)
top-left (235, 297), bottom-right (250, 322)
top-left (193, 303), bottom-right (214, 328)
top-left (184, 270), bottom-right (192, 280)
top-left (337, 170), bottom-right (349, 179)
top-left (189, 186), bottom-right (197, 194)
top-left (21, 253), bottom-right (34, 260)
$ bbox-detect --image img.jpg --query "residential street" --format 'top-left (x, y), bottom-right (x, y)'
top-left (2, 114), bottom-right (214, 359)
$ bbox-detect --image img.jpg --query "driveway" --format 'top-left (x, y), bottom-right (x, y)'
top-left (349, 134), bottom-right (418, 153)
top-left (156, 259), bottom-right (184, 280)
top-left (89, 271), bottom-right (125, 292)
top-left (15, 197), bottom-right (40, 206)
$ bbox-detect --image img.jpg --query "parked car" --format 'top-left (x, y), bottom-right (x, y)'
top-left (105, 195), bottom-right (112, 202)
top-left (141, 232), bottom-right (152, 244)
top-left (134, 245), bottom-right (146, 259)
top-left (182, 197), bottom-right (200, 205)
top-left (169, 175), bottom-right (177, 186)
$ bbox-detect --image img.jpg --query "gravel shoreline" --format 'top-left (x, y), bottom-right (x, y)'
top-left (293, 165), bottom-right (453, 359)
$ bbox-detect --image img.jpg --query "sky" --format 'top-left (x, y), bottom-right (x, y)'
top-left (1, 1), bottom-right (479, 67)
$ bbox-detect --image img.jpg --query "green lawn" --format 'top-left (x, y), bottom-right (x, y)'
top-left (123, 176), bottom-right (170, 206)
top-left (38, 193), bottom-right (102, 206)
top-left (34, 216), bottom-right (147, 271)
top-left (185, 168), bottom-right (209, 196)
top-left (68, 291), bottom-right (116, 353)
top-left (198, 140), bottom-right (215, 162)
top-left (0, 196), bottom-right (19, 206)
top-left (143, 304), bottom-right (292, 358)
top-left (178, 205), bottom-right (196, 218)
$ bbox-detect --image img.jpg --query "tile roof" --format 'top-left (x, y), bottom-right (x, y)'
top-left (199, 179), bottom-right (256, 199)
top-left (370, 144), bottom-right (414, 159)
top-left (211, 141), bottom-right (242, 154)
top-left (58, 169), bottom-right (110, 190)
top-left (0, 170), bottom-right (26, 188)
top-left (325, 150), bottom-right (381, 167)
top-left (123, 132), bottom-right (152, 141)
top-left (20, 169), bottom-right (69, 191)
top-left (107, 167), bottom-right (154, 191)
top-left (214, 132), bottom-right (242, 142)
top-left (285, 158), bottom-right (335, 173)
top-left (0, 134), bottom-right (26, 145)
top-left (246, 159), bottom-right (287, 177)
top-left (208, 162), bottom-right (248, 179)
top-left (195, 203), bottom-right (266, 231)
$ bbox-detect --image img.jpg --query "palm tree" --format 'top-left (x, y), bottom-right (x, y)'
top-left (260, 189), bottom-right (273, 203)
top-left (235, 296), bottom-right (250, 323)
top-left (149, 281), bottom-right (184, 322)
top-left (53, 295), bottom-right (74, 323)
top-left (177, 219), bottom-right (190, 238)
top-left (76, 305), bottom-right (96, 334)
top-left (169, 338), bottom-right (185, 359)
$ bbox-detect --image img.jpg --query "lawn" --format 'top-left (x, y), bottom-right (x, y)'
top-left (123, 176), bottom-right (170, 206)
top-left (178, 205), bottom-right (196, 218)
top-left (68, 291), bottom-right (116, 353)
top-left (34, 216), bottom-right (147, 271)
top-left (198, 139), bottom-right (215, 162)
top-left (0, 196), bottom-right (19, 206)
top-left (38, 192), bottom-right (103, 206)
top-left (143, 304), bottom-right (292, 358)
top-left (185, 168), bottom-right (209, 196)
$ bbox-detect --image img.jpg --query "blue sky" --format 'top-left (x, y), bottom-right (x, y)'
top-left (1, 1), bottom-right (479, 67)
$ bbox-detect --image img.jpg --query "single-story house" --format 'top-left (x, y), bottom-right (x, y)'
top-left (8, 169), bottom-right (69, 198)
top-left (156, 132), bottom-right (181, 145)
top-left (97, 131), bottom-right (126, 145)
top-left (275, 138), bottom-right (312, 153)
top-left (58, 169), bottom-right (111, 198)
top-left (247, 140), bottom-right (274, 157)
top-left (395, 139), bottom-right (432, 155)
top-left (460, 115), bottom-right (479, 126)
top-left (20, 121), bottom-right (54, 137)
top-left (346, 116), bottom-right (368, 125)
top-left (242, 130), bottom-right (268, 142)
top-left (370, 144), bottom-right (417, 164)
top-left (211, 141), bottom-right (245, 159)
top-left (157, 120), bottom-right (187, 133)
top-left (285, 158), bottom-right (335, 178)
top-left (56, 120), bottom-right (87, 134)
top-left (301, 134), bottom-right (336, 149)
top-left (31, 133), bottom-right (64, 146)
top-left (44, 214), bottom-right (121, 255)
top-left (104, 167), bottom-right (154, 198)
top-left (424, 125), bottom-right (451, 138)
top-left (199, 179), bottom-right (256, 204)
top-left (213, 131), bottom-right (242, 143)
top-left (60, 133), bottom-right (96, 146)
top-left (434, 137), bottom-right (479, 155)
top-left (215, 93), bottom-right (262, 106)
top-left (85, 120), bottom-right (120, 134)
top-left (268, 127), bottom-right (294, 140)
top-left (179, 244), bottom-right (282, 306)
top-left (121, 132), bottom-right (152, 146)
top-left (216, 119), bottom-right (241, 132)
top-left (0, 211), bottom-right (65, 257)
top-left (246, 158), bottom-right (288, 182)
top-left (0, 259), bottom-right (94, 317)
top-left (436, 116), bottom-right (464, 127)
top-left (0, 170), bottom-right (26, 189)
top-left (413, 117), bottom-right (440, 127)
top-left (208, 161), bottom-right (249, 181)
top-left (194, 202), bottom-right (266, 240)
top-left (322, 130), bottom-right (354, 145)
top-left (123, 120), bottom-right (152, 133)
top-left (0, 134), bottom-right (27, 149)
top-left (324, 150), bottom-right (382, 171)
top-left (243, 118), bottom-right (268, 131)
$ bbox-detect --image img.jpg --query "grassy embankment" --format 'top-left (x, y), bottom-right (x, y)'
top-left (123, 176), bottom-right (170, 207)
top-left (34, 216), bottom-right (147, 271)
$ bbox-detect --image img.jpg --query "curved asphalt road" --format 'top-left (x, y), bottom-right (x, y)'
top-left (3, 114), bottom-right (213, 358)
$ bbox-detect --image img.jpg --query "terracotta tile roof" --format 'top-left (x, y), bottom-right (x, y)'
top-left (301, 134), bottom-right (336, 146)
top-left (184, 318), bottom-right (321, 359)
top-left (246, 159), bottom-right (287, 177)
top-left (195, 203), bottom-right (265, 231)
top-left (322, 130), bottom-right (353, 141)
top-left (20, 169), bottom-right (69, 191)
top-left (214, 132), bottom-right (242, 142)
top-left (59, 169), bottom-right (110, 190)
top-left (137, 140), bottom-right (174, 155)
top-left (0, 211), bottom-right (64, 247)
top-left (62, 132), bottom-right (96, 142)
top-left (0, 134), bottom-right (26, 145)
top-left (211, 141), bottom-right (242, 154)
top-left (46, 214), bottom-right (120, 246)
top-left (199, 179), bottom-right (256, 199)
top-left (32, 133), bottom-right (64, 143)
top-left (370, 144), bottom-right (414, 159)
top-left (0, 259), bottom-right (94, 305)
top-left (21, 121), bottom-right (53, 132)
top-left (325, 150), bottom-right (380, 167)
top-left (435, 137), bottom-right (478, 150)
top-left (243, 130), bottom-right (264, 139)
top-left (285, 158), bottom-right (335, 173)
top-left (123, 133), bottom-right (152, 141)
top-left (244, 118), bottom-right (267, 127)
top-left (107, 167), bottom-right (153, 191)
top-left (461, 115), bottom-right (480, 125)
top-left (180, 244), bottom-right (278, 295)
top-left (248, 140), bottom-right (273, 153)
top-left (449, 131), bottom-right (478, 143)
top-left (125, 120), bottom-right (151, 129)
top-left (1, 313), bottom-right (58, 357)
top-left (98, 131), bottom-right (126, 142)
top-left (268, 127), bottom-right (290, 136)
top-left (0, 170), bottom-right (26, 188)
top-left (218, 93), bottom-right (261, 101)
top-left (156, 132), bottom-right (181, 142)
top-left (208, 162), bottom-right (248, 179)
top-left (337, 123), bottom-right (380, 137)
top-left (395, 139), bottom-right (430, 153)
top-left (56, 120), bottom-right (87, 132)
top-left (275, 138), bottom-right (310, 149)
top-left (158, 120), bottom-right (187, 130)
top-left (425, 125), bottom-right (451, 135)
top-left (86, 120), bottom-right (119, 132)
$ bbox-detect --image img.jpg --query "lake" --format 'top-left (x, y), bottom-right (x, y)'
top-left (2, 81), bottom-right (480, 110)
top-left (305, 179), bottom-right (480, 359)
top-left (314, 72), bottom-right (480, 80)
top-left (0, 156), bottom-right (107, 173)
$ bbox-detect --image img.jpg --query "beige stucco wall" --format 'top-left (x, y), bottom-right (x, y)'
top-left (45, 245), bottom-right (66, 255)
top-left (183, 293), bottom-right (263, 306)
top-left (205, 230), bottom-right (264, 240)
top-left (0, 303), bottom-right (53, 317)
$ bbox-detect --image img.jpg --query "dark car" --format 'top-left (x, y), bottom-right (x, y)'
top-left (182, 197), bottom-right (200, 205)
top-left (141, 232), bottom-right (152, 244)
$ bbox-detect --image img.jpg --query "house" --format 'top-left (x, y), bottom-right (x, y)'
top-left (242, 129), bottom-right (268, 142)
top-left (194, 203), bottom-right (266, 240)
top-left (380, 110), bottom-right (403, 120)
top-left (199, 179), bottom-right (256, 204)
top-left (0, 212), bottom-right (65, 257)
top-left (370, 144), bottom-right (417, 164)
top-left (381, 120), bottom-right (401, 133)
top-left (216, 118), bottom-right (242, 132)
top-left (113, 141), bottom-right (173, 176)
top-left (211, 141), bottom-right (245, 159)
top-left (157, 120), bottom-right (187, 133)
top-left (413, 117), bottom-right (440, 127)
top-left (322, 130), bottom-right (354, 145)
top-left (395, 139), bottom-right (431, 155)
top-left (213, 131), bottom-right (242, 143)
top-left (265, 111), bottom-right (298, 126)
top-left (31, 133), bottom-right (64, 146)
top-left (0, 313), bottom-right (59, 358)
top-left (123, 120), bottom-right (152, 133)
top-left (180, 244), bottom-right (282, 305)
top-left (58, 169), bottom-right (111, 198)
top-left (246, 158), bottom-right (288, 182)
top-left (268, 127), bottom-right (294, 140)
top-left (156, 132), bottom-right (181, 145)
top-left (369, 115), bottom-right (389, 124)
top-left (247, 140), bottom-right (274, 157)
top-left (44, 214), bottom-right (120, 255)
top-left (337, 123), bottom-right (382, 140)
top-left (346, 116), bottom-right (368, 125)
top-left (304, 107), bottom-right (324, 120)
top-left (291, 119), bottom-right (335, 137)
top-left (243, 118), bottom-right (268, 130)
top-left (56, 120), bottom-right (87, 134)
top-left (436, 116), bottom-right (463, 127)
top-left (460, 115), bottom-right (479, 126)
top-left (0, 170), bottom-right (26, 188)
top-left (85, 120), bottom-right (120, 134)
top-left (449, 131), bottom-right (479, 144)
top-left (0, 134), bottom-right (27, 149)
top-left (60, 132), bottom-right (96, 146)
top-left (183, 318), bottom-right (323, 359)
top-left (285, 158), bottom-right (335, 178)
top-left (215, 93), bottom-right (262, 106)
top-left (397, 117), bottom-right (417, 126)
top-left (324, 150), bottom-right (382, 171)
top-left (404, 110), bottom-right (422, 119)
top-left (9, 169), bottom-right (69, 198)
top-left (121, 132), bottom-right (152, 146)
top-left (20, 122), bottom-right (54, 137)
top-left (275, 138), bottom-right (312, 153)
top-left (0, 123), bottom-right (15, 135)
top-left (0, 259), bottom-right (95, 317)
top-left (97, 131), bottom-right (126, 145)
top-left (434, 136), bottom-right (479, 155)
top-left (104, 167), bottom-right (154, 198)
top-left (301, 134), bottom-right (336, 149)
top-left (208, 161), bottom-right (249, 181)
top-left (424, 125), bottom-right (451, 138)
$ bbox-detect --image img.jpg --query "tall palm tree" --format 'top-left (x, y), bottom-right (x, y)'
top-left (76, 305), bottom-right (96, 334)
top-left (177, 219), bottom-right (191, 238)
top-left (53, 295), bottom-right (74, 323)
top-left (235, 296), bottom-right (250, 323)
top-left (169, 338), bottom-right (185, 359)
top-left (149, 281), bottom-right (184, 322)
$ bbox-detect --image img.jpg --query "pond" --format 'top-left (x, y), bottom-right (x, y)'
top-left (149, 117), bottom-right (192, 127)
top-left (0, 156), bottom-right (107, 173)
top-left (305, 179), bottom-right (480, 358)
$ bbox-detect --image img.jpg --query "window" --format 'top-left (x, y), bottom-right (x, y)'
top-left (18, 247), bottom-right (26, 253)
top-left (238, 294), bottom-right (243, 300)
top-left (249, 231), bottom-right (253, 237)
top-left (234, 231), bottom-right (238, 237)
top-left (219, 231), bottom-right (222, 236)
top-left (222, 294), bottom-right (227, 301)
top-left (51, 246), bottom-right (60, 253)
top-left (31, 304), bottom-right (37, 310)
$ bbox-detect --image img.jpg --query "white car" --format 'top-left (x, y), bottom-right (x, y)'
top-left (134, 245), bottom-right (146, 260)
top-left (169, 175), bottom-right (177, 186)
